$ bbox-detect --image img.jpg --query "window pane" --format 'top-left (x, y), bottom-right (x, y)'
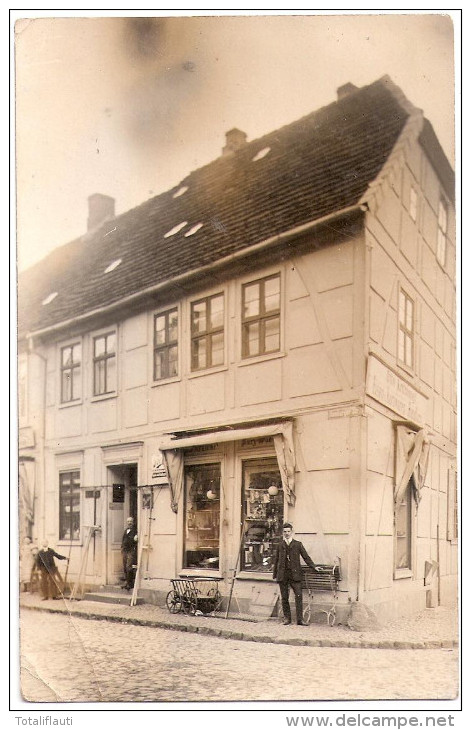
top-left (62, 371), bottom-right (72, 402)
top-left (94, 336), bottom-right (105, 357)
top-left (62, 347), bottom-right (73, 367)
top-left (168, 311), bottom-right (178, 342)
top-left (107, 333), bottom-right (116, 354)
top-left (244, 283), bottom-right (260, 318)
top-left (406, 299), bottom-right (413, 331)
top-left (155, 315), bottom-right (166, 345)
top-left (399, 291), bottom-right (405, 326)
top-left (94, 360), bottom-right (106, 395)
top-left (264, 316), bottom-right (280, 352)
top-left (184, 464), bottom-right (220, 570)
top-left (73, 343), bottom-right (81, 363)
top-left (210, 295), bottom-right (224, 329)
top-left (72, 366), bottom-right (81, 400)
top-left (168, 345), bottom-right (178, 376)
top-left (211, 332), bottom-right (224, 366)
top-left (242, 460), bottom-right (283, 573)
top-left (107, 356), bottom-right (117, 392)
top-left (154, 350), bottom-right (165, 380)
top-left (246, 322), bottom-right (260, 356)
top-left (192, 301), bottom-right (207, 335)
top-left (192, 337), bottom-right (207, 370)
top-left (398, 333), bottom-right (405, 363)
top-left (264, 277), bottom-right (280, 312)
top-left (405, 336), bottom-right (412, 367)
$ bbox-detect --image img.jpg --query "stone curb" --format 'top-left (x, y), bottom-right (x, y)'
top-left (20, 603), bottom-right (458, 651)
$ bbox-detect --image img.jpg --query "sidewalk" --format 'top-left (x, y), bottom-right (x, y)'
top-left (19, 592), bottom-right (458, 650)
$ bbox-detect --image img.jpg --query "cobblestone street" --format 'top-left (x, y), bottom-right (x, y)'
top-left (19, 609), bottom-right (458, 704)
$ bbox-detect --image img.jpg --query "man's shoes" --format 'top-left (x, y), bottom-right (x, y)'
top-left (297, 621), bottom-right (309, 626)
top-left (282, 619), bottom-right (291, 625)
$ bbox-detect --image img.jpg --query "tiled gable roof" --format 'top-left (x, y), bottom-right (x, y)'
top-left (19, 76), bottom-right (416, 338)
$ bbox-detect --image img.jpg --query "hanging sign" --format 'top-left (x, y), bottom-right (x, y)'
top-left (151, 454), bottom-right (169, 485)
top-left (366, 355), bottom-right (429, 424)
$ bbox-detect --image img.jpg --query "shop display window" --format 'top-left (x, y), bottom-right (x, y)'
top-left (241, 459), bottom-right (283, 572)
top-left (183, 463), bottom-right (221, 570)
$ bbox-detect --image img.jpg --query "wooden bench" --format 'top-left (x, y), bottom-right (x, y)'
top-left (301, 560), bottom-right (342, 626)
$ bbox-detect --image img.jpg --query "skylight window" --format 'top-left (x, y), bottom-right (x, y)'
top-left (104, 258), bottom-right (122, 274)
top-left (252, 147), bottom-right (271, 162)
top-left (164, 221), bottom-right (187, 238)
top-left (42, 292), bottom-right (58, 306)
top-left (184, 223), bottom-right (203, 237)
top-left (173, 186), bottom-right (189, 199)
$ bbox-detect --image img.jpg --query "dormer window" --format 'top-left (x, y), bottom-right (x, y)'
top-left (42, 292), bottom-right (58, 306)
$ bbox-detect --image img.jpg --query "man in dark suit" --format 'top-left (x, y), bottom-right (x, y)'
top-left (36, 541), bottom-right (69, 600)
top-left (272, 522), bottom-right (321, 625)
top-left (121, 516), bottom-right (138, 590)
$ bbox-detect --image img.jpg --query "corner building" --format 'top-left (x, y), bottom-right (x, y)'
top-left (18, 77), bottom-right (457, 622)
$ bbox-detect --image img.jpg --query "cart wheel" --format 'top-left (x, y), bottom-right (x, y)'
top-left (166, 590), bottom-right (182, 614)
top-left (303, 605), bottom-right (311, 624)
top-left (182, 591), bottom-right (197, 615)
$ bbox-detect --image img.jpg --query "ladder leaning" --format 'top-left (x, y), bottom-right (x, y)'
top-left (69, 525), bottom-right (99, 600)
top-left (130, 508), bottom-right (153, 606)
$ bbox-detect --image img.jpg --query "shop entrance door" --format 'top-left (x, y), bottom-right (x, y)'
top-left (106, 464), bottom-right (137, 584)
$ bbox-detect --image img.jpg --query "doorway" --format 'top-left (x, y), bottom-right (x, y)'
top-left (106, 463), bottom-right (138, 584)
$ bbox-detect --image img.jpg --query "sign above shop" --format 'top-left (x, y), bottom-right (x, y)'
top-left (366, 355), bottom-right (429, 425)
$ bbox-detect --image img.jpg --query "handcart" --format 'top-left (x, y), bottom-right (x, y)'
top-left (166, 576), bottom-right (223, 615)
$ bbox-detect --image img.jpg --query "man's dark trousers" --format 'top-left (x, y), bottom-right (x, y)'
top-left (279, 571), bottom-right (303, 623)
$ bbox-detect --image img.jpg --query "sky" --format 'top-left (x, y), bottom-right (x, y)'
top-left (14, 11), bottom-right (458, 272)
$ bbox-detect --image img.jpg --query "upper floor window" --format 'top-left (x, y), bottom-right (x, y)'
top-left (93, 332), bottom-right (116, 396)
top-left (437, 199), bottom-right (448, 267)
top-left (154, 308), bottom-right (178, 380)
top-left (60, 343), bottom-right (81, 403)
top-left (398, 289), bottom-right (414, 369)
top-left (191, 293), bottom-right (224, 371)
top-left (59, 471), bottom-right (81, 541)
top-left (409, 187), bottom-right (418, 222)
top-left (242, 274), bottom-right (281, 358)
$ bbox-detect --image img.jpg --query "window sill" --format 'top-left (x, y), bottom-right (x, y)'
top-left (151, 375), bottom-right (181, 388)
top-left (58, 399), bottom-right (83, 410)
top-left (236, 571), bottom-right (275, 581)
top-left (91, 392), bottom-right (118, 404)
top-left (57, 541), bottom-right (82, 548)
top-left (238, 351), bottom-right (285, 368)
top-left (187, 364), bottom-right (228, 380)
top-left (394, 568), bottom-right (413, 580)
top-left (178, 569), bottom-right (222, 579)
top-left (396, 360), bottom-right (415, 379)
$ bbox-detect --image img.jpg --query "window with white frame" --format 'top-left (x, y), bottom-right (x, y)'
top-left (395, 476), bottom-right (413, 570)
top-left (59, 471), bottom-right (81, 540)
top-left (398, 289), bottom-right (414, 369)
top-left (154, 308), bottom-right (178, 380)
top-left (60, 343), bottom-right (82, 403)
top-left (242, 273), bottom-right (281, 358)
top-left (437, 199), bottom-right (448, 267)
top-left (93, 331), bottom-right (116, 395)
top-left (190, 293), bottom-right (224, 371)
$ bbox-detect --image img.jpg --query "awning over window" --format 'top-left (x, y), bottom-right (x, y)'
top-left (160, 421), bottom-right (296, 513)
top-left (395, 425), bottom-right (430, 507)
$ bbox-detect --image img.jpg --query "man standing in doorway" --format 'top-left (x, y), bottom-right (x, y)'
top-left (121, 516), bottom-right (138, 590)
top-left (272, 522), bottom-right (321, 626)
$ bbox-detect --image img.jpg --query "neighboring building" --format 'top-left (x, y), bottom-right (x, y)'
top-left (18, 76), bottom-right (456, 621)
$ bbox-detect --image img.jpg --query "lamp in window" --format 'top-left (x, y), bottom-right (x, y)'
top-left (268, 484), bottom-right (279, 497)
top-left (206, 489), bottom-right (218, 500)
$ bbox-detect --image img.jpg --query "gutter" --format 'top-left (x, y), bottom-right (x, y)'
top-left (25, 203), bottom-right (364, 342)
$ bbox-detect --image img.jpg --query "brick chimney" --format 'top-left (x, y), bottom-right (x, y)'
top-left (87, 193), bottom-right (115, 231)
top-left (222, 128), bottom-right (247, 156)
top-left (337, 82), bottom-right (358, 100)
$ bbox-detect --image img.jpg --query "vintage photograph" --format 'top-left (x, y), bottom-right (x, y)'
top-left (14, 11), bottom-right (459, 710)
